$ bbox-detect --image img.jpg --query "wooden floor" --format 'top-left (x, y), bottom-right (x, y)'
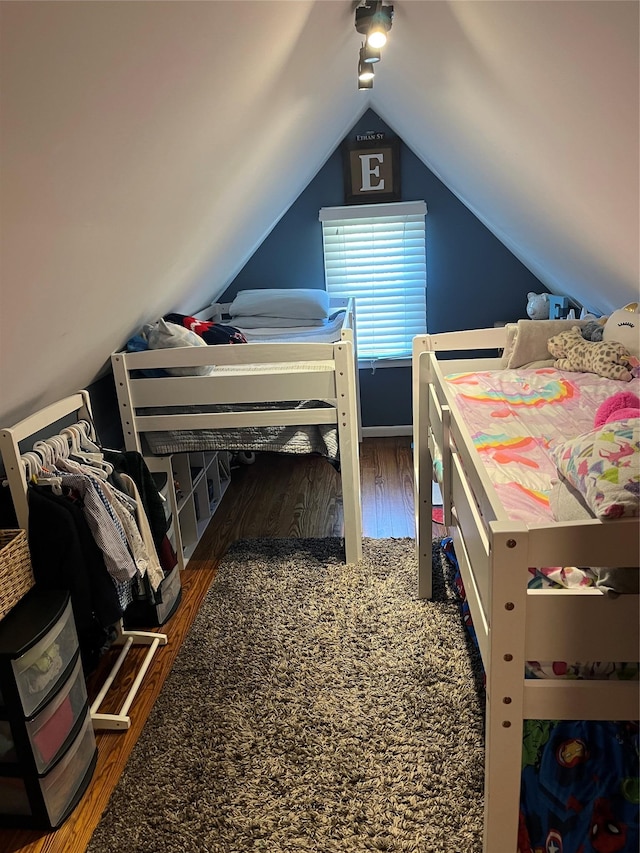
top-left (1, 437), bottom-right (428, 853)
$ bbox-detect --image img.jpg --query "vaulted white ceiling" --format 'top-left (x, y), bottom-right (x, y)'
top-left (1, 1), bottom-right (638, 425)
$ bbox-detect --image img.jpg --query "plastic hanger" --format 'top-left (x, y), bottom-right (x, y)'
top-left (29, 443), bottom-right (64, 494)
top-left (60, 426), bottom-right (82, 455)
top-left (77, 420), bottom-right (102, 451)
top-left (61, 425), bottom-right (112, 477)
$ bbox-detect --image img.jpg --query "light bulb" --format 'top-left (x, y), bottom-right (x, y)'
top-left (367, 28), bottom-right (387, 49)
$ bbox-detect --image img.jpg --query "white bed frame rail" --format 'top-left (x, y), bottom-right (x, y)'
top-left (0, 391), bottom-right (168, 732)
top-left (112, 300), bottom-right (363, 564)
top-left (412, 329), bottom-right (640, 853)
top-left (207, 296), bottom-right (362, 443)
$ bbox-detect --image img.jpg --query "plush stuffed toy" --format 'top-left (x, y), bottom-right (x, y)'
top-left (594, 391), bottom-right (640, 427)
top-left (547, 326), bottom-right (633, 381)
top-left (580, 318), bottom-right (606, 342)
top-left (526, 292), bottom-right (550, 320)
top-left (602, 303), bottom-right (640, 359)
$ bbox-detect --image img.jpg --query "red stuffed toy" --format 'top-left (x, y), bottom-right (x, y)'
top-left (594, 390), bottom-right (640, 428)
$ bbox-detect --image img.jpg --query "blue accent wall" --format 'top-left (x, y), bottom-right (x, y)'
top-left (223, 111), bottom-right (545, 427)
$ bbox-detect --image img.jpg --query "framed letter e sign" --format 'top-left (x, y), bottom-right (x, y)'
top-left (342, 138), bottom-right (400, 205)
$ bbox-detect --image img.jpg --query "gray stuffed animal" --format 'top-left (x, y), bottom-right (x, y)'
top-left (581, 319), bottom-right (605, 342)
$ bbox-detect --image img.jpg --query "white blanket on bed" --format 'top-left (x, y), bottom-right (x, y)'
top-left (236, 312), bottom-right (346, 343)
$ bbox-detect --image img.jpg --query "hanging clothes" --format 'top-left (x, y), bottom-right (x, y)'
top-left (119, 473), bottom-right (164, 592)
top-left (43, 467), bottom-right (138, 607)
top-left (27, 486), bottom-right (122, 673)
top-left (103, 448), bottom-right (178, 574)
top-left (22, 433), bottom-right (176, 659)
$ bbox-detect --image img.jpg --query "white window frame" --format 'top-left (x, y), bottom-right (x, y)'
top-left (319, 201), bottom-right (427, 366)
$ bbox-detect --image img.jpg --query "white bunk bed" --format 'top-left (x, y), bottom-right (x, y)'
top-left (0, 391), bottom-right (167, 732)
top-left (412, 326), bottom-right (639, 853)
top-left (111, 297), bottom-right (363, 564)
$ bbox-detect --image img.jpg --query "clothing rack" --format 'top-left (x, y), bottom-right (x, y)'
top-left (0, 390), bottom-right (168, 731)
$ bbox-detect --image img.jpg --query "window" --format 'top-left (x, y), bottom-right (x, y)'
top-left (319, 200), bottom-right (427, 361)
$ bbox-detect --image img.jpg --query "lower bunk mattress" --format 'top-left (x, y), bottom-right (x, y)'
top-left (438, 538), bottom-right (639, 853)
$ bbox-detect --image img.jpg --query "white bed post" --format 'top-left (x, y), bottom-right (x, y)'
top-left (412, 341), bottom-right (433, 598)
top-left (334, 339), bottom-right (363, 563)
top-left (483, 523), bottom-right (529, 853)
top-left (348, 299), bottom-right (363, 443)
top-left (111, 352), bottom-right (143, 452)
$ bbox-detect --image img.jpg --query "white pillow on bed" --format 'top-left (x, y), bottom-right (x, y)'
top-left (146, 319), bottom-right (214, 376)
top-left (228, 288), bottom-right (330, 320)
top-left (501, 319), bottom-right (588, 369)
top-left (232, 315), bottom-right (327, 329)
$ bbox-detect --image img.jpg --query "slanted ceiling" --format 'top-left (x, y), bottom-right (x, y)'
top-left (0, 0), bottom-right (637, 426)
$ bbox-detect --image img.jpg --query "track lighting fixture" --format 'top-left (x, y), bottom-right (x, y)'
top-left (354, 1), bottom-right (393, 90)
top-left (361, 42), bottom-right (381, 64)
top-left (358, 47), bottom-right (375, 89)
top-left (355, 1), bottom-right (393, 48)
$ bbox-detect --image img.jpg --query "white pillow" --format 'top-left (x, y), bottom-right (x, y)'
top-left (232, 315), bottom-right (327, 329)
top-left (146, 319), bottom-right (214, 376)
top-left (228, 288), bottom-right (330, 320)
top-left (503, 319), bottom-right (588, 369)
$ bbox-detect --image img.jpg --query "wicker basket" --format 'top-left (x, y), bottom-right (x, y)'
top-left (0, 530), bottom-right (35, 620)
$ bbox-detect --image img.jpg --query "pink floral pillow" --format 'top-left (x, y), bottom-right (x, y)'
top-left (551, 418), bottom-right (640, 519)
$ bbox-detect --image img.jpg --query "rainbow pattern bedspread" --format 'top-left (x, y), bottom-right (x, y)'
top-left (444, 368), bottom-right (640, 524)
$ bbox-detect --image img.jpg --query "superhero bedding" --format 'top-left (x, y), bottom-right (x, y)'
top-left (437, 368), bottom-right (639, 852)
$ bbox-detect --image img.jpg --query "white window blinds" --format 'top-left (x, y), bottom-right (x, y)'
top-left (319, 201), bottom-right (427, 360)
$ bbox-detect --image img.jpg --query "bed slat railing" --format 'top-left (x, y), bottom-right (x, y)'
top-left (116, 341), bottom-right (337, 370)
top-left (451, 451), bottom-right (492, 613)
top-left (450, 526), bottom-right (489, 663)
top-left (128, 371), bottom-right (338, 408)
top-left (135, 407), bottom-right (338, 432)
top-left (526, 518), bottom-right (640, 567)
top-left (523, 680), bottom-right (640, 721)
top-left (428, 326), bottom-right (508, 351)
top-left (525, 588), bottom-right (639, 661)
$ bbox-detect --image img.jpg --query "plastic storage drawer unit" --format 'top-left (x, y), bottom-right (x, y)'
top-left (0, 589), bottom-right (97, 828)
top-left (0, 654), bottom-right (89, 774)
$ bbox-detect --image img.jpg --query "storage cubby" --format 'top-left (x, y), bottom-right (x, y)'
top-left (0, 589), bottom-right (97, 829)
top-left (145, 450), bottom-right (232, 569)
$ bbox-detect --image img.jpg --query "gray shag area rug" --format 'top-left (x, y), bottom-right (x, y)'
top-left (88, 538), bottom-right (484, 853)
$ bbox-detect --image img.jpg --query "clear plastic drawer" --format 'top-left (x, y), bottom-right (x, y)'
top-left (39, 709), bottom-right (96, 826)
top-left (0, 708), bottom-right (96, 825)
top-left (27, 655), bottom-right (88, 773)
top-left (10, 598), bottom-right (78, 717)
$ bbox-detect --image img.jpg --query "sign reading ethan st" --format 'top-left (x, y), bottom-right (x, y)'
top-left (342, 137), bottom-right (401, 205)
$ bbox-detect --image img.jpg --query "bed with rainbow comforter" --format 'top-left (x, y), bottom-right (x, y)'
top-left (443, 368), bottom-right (640, 592)
top-left (438, 367), bottom-right (639, 852)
